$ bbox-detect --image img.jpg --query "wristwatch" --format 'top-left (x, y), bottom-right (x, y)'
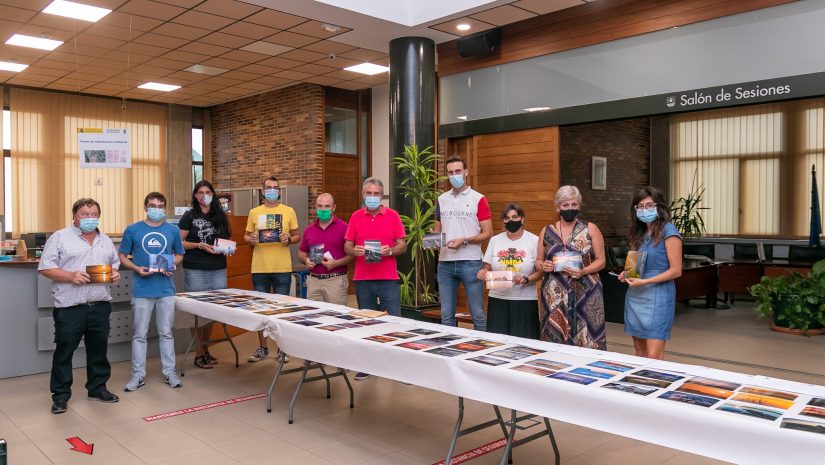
top-left (463, 238), bottom-right (469, 246)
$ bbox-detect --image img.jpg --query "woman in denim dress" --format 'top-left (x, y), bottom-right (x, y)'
top-left (619, 187), bottom-right (682, 360)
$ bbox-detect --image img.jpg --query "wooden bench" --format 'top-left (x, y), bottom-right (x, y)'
top-left (420, 309), bottom-right (475, 324)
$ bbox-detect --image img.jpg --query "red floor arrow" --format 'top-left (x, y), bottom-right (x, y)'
top-left (66, 436), bottom-right (94, 455)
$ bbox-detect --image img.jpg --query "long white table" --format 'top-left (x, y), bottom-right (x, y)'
top-left (175, 289), bottom-right (825, 465)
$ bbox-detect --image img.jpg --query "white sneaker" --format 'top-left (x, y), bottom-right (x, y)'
top-left (124, 377), bottom-right (145, 392)
top-left (164, 374), bottom-right (182, 388)
top-left (248, 347), bottom-right (269, 363)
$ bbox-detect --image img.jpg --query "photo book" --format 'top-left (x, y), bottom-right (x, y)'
top-left (552, 250), bottom-right (583, 272)
top-left (309, 243), bottom-right (326, 264)
top-left (257, 213), bottom-right (282, 243)
top-left (624, 250), bottom-right (647, 279)
top-left (422, 232), bottom-right (446, 250)
top-left (213, 238), bottom-right (236, 255)
top-left (364, 240), bottom-right (382, 263)
top-left (148, 254), bottom-right (174, 273)
top-left (486, 270), bottom-right (513, 289)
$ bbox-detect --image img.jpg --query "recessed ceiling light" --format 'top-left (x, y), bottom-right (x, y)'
top-left (344, 63), bottom-right (389, 75)
top-left (524, 107), bottom-right (552, 112)
top-left (43, 0), bottom-right (111, 22)
top-left (5, 34), bottom-right (63, 51)
top-left (321, 23), bottom-right (342, 33)
top-left (183, 64), bottom-right (229, 76)
top-left (0, 61), bottom-right (28, 72)
top-left (138, 82), bottom-right (181, 92)
top-left (456, 116), bottom-right (468, 120)
top-left (240, 41), bottom-right (293, 56)
top-left (456, 23), bottom-right (471, 31)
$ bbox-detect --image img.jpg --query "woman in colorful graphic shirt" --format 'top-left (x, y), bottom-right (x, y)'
top-left (536, 186), bottom-right (607, 349)
top-left (477, 204), bottom-right (542, 339)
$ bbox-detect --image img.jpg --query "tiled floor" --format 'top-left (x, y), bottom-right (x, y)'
top-left (1, 298), bottom-right (822, 465)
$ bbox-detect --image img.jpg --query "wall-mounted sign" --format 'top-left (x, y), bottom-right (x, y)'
top-left (78, 128), bottom-right (131, 168)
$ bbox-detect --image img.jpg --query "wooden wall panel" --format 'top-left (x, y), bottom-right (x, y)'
top-left (448, 127), bottom-right (560, 316)
top-left (437, 0), bottom-right (793, 76)
top-left (323, 154), bottom-right (360, 222)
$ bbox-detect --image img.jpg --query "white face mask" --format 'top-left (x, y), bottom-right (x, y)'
top-left (202, 194), bottom-right (213, 206)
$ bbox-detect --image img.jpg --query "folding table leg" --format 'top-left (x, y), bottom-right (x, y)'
top-left (444, 397), bottom-right (465, 465)
top-left (543, 417), bottom-right (561, 465)
top-left (221, 323), bottom-right (239, 367)
top-left (288, 360), bottom-right (311, 424)
top-left (266, 351), bottom-right (287, 413)
top-left (318, 364), bottom-right (331, 399)
top-left (180, 315), bottom-right (200, 377)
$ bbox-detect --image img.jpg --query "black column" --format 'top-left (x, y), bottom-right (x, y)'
top-left (388, 37), bottom-right (436, 280)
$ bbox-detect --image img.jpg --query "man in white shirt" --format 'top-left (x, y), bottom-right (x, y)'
top-left (38, 198), bottom-right (121, 414)
top-left (434, 155), bottom-right (493, 331)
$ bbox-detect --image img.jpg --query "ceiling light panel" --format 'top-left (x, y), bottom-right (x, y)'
top-left (138, 82), bottom-right (181, 92)
top-left (6, 34), bottom-right (64, 51)
top-left (344, 63), bottom-right (389, 75)
top-left (43, 0), bottom-right (112, 22)
top-left (0, 61), bottom-right (29, 72)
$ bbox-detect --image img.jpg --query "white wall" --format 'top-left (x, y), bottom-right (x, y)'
top-left (371, 83), bottom-right (390, 197)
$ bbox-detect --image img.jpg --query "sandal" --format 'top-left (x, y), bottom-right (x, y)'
top-left (204, 353), bottom-right (219, 366)
top-left (194, 355), bottom-right (214, 369)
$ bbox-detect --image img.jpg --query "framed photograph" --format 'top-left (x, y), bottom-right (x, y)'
top-left (592, 156), bottom-right (607, 190)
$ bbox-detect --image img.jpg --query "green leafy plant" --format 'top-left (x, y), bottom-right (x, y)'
top-left (669, 173), bottom-right (708, 238)
top-left (392, 145), bottom-right (445, 307)
top-left (749, 259), bottom-right (825, 334)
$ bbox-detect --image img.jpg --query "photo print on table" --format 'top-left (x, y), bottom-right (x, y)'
top-left (716, 402), bottom-right (783, 421)
top-left (730, 393), bottom-right (794, 410)
top-left (364, 335), bottom-right (397, 343)
top-left (511, 365), bottom-right (556, 377)
top-left (601, 382), bottom-right (659, 396)
top-left (685, 377), bottom-right (742, 391)
top-left (659, 391), bottom-right (719, 408)
top-left (382, 332), bottom-right (418, 339)
top-left (316, 325), bottom-right (347, 332)
top-left (780, 418), bottom-right (825, 435)
top-left (676, 382), bottom-right (735, 400)
top-left (799, 406), bottom-right (825, 420)
top-left (525, 359), bottom-right (571, 371)
top-left (396, 340), bottom-right (434, 350)
top-left (335, 314), bottom-right (364, 321)
top-left (549, 372), bottom-right (598, 385)
top-left (468, 356), bottom-right (509, 366)
top-left (588, 360), bottom-right (638, 373)
top-left (808, 397), bottom-right (825, 408)
top-left (620, 376), bottom-right (673, 389)
top-left (355, 319), bottom-right (386, 326)
top-left (292, 320), bottom-right (322, 327)
top-left (425, 347), bottom-right (467, 357)
top-left (632, 369), bottom-right (685, 383)
top-left (406, 328), bottom-right (439, 336)
top-left (736, 387), bottom-right (799, 401)
top-left (570, 367), bottom-right (618, 380)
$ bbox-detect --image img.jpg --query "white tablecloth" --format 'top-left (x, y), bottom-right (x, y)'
top-left (175, 289), bottom-right (825, 465)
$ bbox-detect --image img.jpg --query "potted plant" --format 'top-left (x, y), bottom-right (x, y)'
top-left (392, 145), bottom-right (444, 317)
top-left (669, 173), bottom-right (708, 238)
top-left (749, 260), bottom-right (825, 335)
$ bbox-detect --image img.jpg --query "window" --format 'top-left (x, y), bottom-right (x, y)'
top-left (192, 126), bottom-right (204, 188)
top-left (324, 107), bottom-right (357, 155)
top-left (670, 99), bottom-right (825, 238)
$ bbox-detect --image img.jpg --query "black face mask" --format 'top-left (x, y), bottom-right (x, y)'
top-left (559, 209), bottom-right (580, 222)
top-left (504, 220), bottom-right (523, 233)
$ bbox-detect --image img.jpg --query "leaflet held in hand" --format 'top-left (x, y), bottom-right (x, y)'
top-left (422, 232), bottom-right (446, 249)
top-left (213, 238), bottom-right (236, 255)
top-left (257, 214), bottom-right (282, 243)
top-left (486, 270), bottom-right (513, 289)
top-left (553, 250), bottom-right (583, 272)
top-left (624, 250), bottom-right (647, 279)
top-left (309, 244), bottom-right (325, 264)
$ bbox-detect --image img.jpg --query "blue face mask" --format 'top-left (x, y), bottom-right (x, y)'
top-left (147, 207), bottom-right (166, 222)
top-left (364, 196), bottom-right (381, 210)
top-left (449, 174), bottom-right (465, 189)
top-left (264, 188), bottom-right (279, 202)
top-left (636, 208), bottom-right (658, 224)
top-left (78, 218), bottom-right (99, 232)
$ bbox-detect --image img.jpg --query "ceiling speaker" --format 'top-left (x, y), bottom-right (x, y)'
top-left (456, 28), bottom-right (502, 58)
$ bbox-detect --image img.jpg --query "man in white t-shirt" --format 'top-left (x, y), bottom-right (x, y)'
top-left (434, 155), bottom-right (493, 331)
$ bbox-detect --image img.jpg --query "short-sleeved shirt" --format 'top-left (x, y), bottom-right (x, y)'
top-left (245, 203), bottom-right (299, 274)
top-left (344, 206), bottom-right (406, 281)
top-left (436, 187), bottom-right (491, 261)
top-left (299, 216), bottom-right (348, 275)
top-left (178, 209), bottom-right (231, 271)
top-left (38, 225), bottom-right (121, 308)
top-left (483, 231), bottom-right (539, 300)
top-left (119, 220), bottom-right (185, 298)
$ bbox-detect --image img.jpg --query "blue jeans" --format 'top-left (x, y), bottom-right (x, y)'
top-left (131, 296), bottom-right (176, 378)
top-left (252, 272), bottom-right (292, 296)
top-left (184, 268), bottom-right (227, 292)
top-left (438, 260), bottom-right (486, 331)
top-left (355, 280), bottom-right (401, 316)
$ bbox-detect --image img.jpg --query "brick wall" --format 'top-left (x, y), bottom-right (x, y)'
top-left (559, 118), bottom-right (651, 246)
top-left (210, 83), bottom-right (324, 210)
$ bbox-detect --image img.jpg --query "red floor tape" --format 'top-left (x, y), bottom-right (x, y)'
top-left (143, 393), bottom-right (266, 422)
top-left (431, 438), bottom-right (507, 465)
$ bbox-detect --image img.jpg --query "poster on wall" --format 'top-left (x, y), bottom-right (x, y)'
top-left (78, 128), bottom-right (131, 168)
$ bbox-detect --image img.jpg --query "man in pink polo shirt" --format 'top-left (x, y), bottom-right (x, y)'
top-left (345, 178), bottom-right (407, 380)
top-left (298, 193), bottom-right (353, 306)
